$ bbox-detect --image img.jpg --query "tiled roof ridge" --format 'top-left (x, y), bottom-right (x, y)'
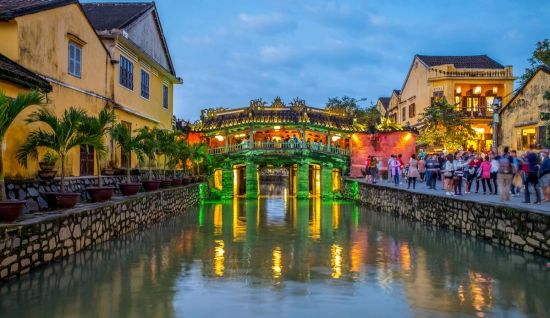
top-left (415, 54), bottom-right (505, 69)
top-left (81, 2), bottom-right (154, 30)
top-left (0, 52), bottom-right (52, 92)
top-left (0, 0), bottom-right (77, 20)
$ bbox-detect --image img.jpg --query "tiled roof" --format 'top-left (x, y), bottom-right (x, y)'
top-left (0, 53), bottom-right (52, 92)
top-left (416, 55), bottom-right (505, 69)
top-left (392, 89), bottom-right (401, 96)
top-left (377, 97), bottom-right (390, 109)
top-left (81, 2), bottom-right (154, 30)
top-left (0, 0), bottom-right (76, 19)
top-left (201, 108), bottom-right (355, 132)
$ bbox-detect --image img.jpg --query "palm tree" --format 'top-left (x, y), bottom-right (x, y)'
top-left (0, 90), bottom-right (47, 201)
top-left (110, 122), bottom-right (145, 184)
top-left (190, 142), bottom-right (212, 175)
top-left (79, 108), bottom-right (116, 187)
top-left (16, 107), bottom-right (101, 193)
top-left (173, 138), bottom-right (192, 178)
top-left (135, 127), bottom-right (160, 181)
top-left (156, 129), bottom-right (183, 179)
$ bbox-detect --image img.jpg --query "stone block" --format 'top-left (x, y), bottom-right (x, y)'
top-left (485, 229), bottom-right (493, 237)
top-left (511, 234), bottom-right (526, 245)
top-left (1, 255), bottom-right (17, 267)
top-left (44, 253), bottom-right (52, 262)
top-left (20, 258), bottom-right (30, 267)
top-left (10, 263), bottom-right (18, 273)
top-left (526, 237), bottom-right (540, 247)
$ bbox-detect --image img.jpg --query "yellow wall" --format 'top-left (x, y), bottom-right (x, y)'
top-left (399, 61), bottom-right (430, 127)
top-left (500, 70), bottom-right (550, 154)
top-left (0, 3), bottom-right (176, 179)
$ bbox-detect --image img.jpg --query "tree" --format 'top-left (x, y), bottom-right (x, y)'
top-left (417, 99), bottom-right (476, 152)
top-left (189, 142), bottom-right (212, 175)
top-left (110, 123), bottom-right (145, 184)
top-left (17, 107), bottom-right (102, 193)
top-left (325, 96), bottom-right (381, 130)
top-left (135, 127), bottom-right (160, 181)
top-left (156, 129), bottom-right (184, 179)
top-left (519, 39), bottom-right (550, 86)
top-left (0, 90), bottom-right (47, 201)
top-left (79, 108), bottom-right (116, 187)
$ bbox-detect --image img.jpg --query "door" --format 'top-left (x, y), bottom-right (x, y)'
top-left (120, 121), bottom-right (132, 168)
top-left (80, 145), bottom-right (94, 176)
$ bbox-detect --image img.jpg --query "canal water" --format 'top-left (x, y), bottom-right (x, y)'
top-left (1, 185), bottom-right (549, 318)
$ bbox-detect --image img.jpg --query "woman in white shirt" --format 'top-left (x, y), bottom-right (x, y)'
top-left (490, 155), bottom-right (499, 195)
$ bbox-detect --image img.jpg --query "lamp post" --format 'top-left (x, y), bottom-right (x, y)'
top-left (491, 97), bottom-right (502, 153)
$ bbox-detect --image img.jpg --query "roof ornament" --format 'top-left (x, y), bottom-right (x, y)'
top-left (249, 98), bottom-right (267, 110)
top-left (270, 96), bottom-right (286, 108)
top-left (204, 106), bottom-right (228, 118)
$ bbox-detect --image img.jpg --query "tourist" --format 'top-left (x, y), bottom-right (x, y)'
top-left (452, 154), bottom-right (469, 196)
top-left (306, 138), bottom-right (311, 149)
top-left (496, 147), bottom-right (515, 202)
top-left (406, 154), bottom-right (420, 189)
top-left (467, 154), bottom-right (482, 193)
top-left (313, 139), bottom-right (319, 151)
top-left (442, 154), bottom-right (455, 195)
top-left (292, 134), bottom-right (298, 148)
top-left (391, 156), bottom-right (402, 186)
top-left (539, 149), bottom-right (550, 201)
top-left (438, 153), bottom-right (446, 190)
top-left (387, 154), bottom-right (395, 183)
top-left (369, 155), bottom-right (379, 184)
top-left (523, 152), bottom-right (542, 204)
top-left (425, 154), bottom-right (439, 190)
top-left (490, 154), bottom-right (499, 195)
top-left (418, 156), bottom-right (426, 182)
top-left (510, 150), bottom-right (520, 196)
top-left (397, 154), bottom-right (405, 184)
top-left (479, 156), bottom-right (493, 194)
top-left (365, 156), bottom-right (372, 182)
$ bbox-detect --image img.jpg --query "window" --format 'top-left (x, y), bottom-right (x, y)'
top-left (163, 85), bottom-right (169, 109)
top-left (68, 43), bottom-right (82, 78)
top-left (408, 103), bottom-right (415, 118)
top-left (521, 128), bottom-right (536, 150)
top-left (466, 97), bottom-right (479, 112)
top-left (119, 55), bottom-right (134, 90)
top-left (140, 70), bottom-right (150, 99)
top-left (402, 107), bottom-right (406, 122)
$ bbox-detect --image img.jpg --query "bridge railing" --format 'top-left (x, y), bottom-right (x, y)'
top-left (207, 142), bottom-right (350, 156)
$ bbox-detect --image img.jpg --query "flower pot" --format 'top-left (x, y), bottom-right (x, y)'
top-left (191, 176), bottom-right (199, 183)
top-left (142, 180), bottom-right (161, 192)
top-left (118, 183), bottom-right (141, 196)
top-left (39, 162), bottom-right (56, 171)
top-left (45, 192), bottom-right (80, 209)
top-left (102, 169), bottom-right (115, 176)
top-left (171, 178), bottom-right (183, 186)
top-left (0, 200), bottom-right (26, 223)
top-left (86, 186), bottom-right (115, 203)
top-left (38, 170), bottom-right (57, 180)
top-left (198, 175), bottom-right (207, 182)
top-left (182, 177), bottom-right (191, 185)
top-left (160, 179), bottom-right (172, 189)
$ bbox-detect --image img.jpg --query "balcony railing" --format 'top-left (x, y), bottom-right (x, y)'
top-left (429, 66), bottom-right (514, 79)
top-left (208, 141), bottom-right (350, 156)
top-left (431, 97), bottom-right (497, 118)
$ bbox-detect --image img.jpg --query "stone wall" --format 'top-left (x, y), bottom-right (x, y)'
top-left (341, 179), bottom-right (550, 258)
top-left (0, 183), bottom-right (202, 282)
top-left (6, 169), bottom-right (178, 213)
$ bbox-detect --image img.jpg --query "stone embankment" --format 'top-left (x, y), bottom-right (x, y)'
top-left (0, 184), bottom-right (203, 282)
top-left (341, 179), bottom-right (550, 258)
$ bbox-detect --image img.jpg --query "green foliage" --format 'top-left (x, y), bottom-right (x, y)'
top-left (189, 142), bottom-right (212, 175)
top-left (519, 39), bottom-right (550, 86)
top-left (156, 129), bottom-right (184, 179)
top-left (17, 107), bottom-right (101, 193)
top-left (135, 127), bottom-right (160, 181)
top-left (41, 151), bottom-right (58, 164)
top-left (325, 96), bottom-right (381, 130)
top-left (417, 98), bottom-right (476, 151)
top-left (110, 122), bottom-right (145, 183)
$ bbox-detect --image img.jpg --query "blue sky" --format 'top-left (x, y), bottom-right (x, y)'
top-left (94, 0), bottom-right (550, 121)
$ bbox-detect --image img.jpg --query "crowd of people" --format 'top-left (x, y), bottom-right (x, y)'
top-left (364, 147), bottom-right (550, 205)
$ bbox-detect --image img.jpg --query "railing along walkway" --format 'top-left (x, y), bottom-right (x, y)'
top-left (209, 141), bottom-right (350, 156)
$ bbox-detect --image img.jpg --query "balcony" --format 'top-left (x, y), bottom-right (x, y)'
top-left (431, 97), bottom-right (497, 118)
top-left (428, 66), bottom-right (514, 80)
top-left (208, 141), bottom-right (350, 157)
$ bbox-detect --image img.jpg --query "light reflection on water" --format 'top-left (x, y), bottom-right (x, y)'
top-left (0, 183), bottom-right (549, 318)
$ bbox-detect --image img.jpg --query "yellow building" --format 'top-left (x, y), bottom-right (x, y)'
top-left (0, 0), bottom-right (181, 179)
top-left (384, 89), bottom-right (401, 123)
top-left (499, 66), bottom-right (550, 154)
top-left (375, 97), bottom-right (390, 116)
top-left (396, 55), bottom-right (516, 151)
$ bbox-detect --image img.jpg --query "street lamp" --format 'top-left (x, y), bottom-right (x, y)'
top-left (491, 97), bottom-right (502, 153)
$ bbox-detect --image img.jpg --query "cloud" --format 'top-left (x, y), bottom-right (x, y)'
top-left (239, 13), bottom-right (297, 35)
top-left (181, 36), bottom-right (212, 45)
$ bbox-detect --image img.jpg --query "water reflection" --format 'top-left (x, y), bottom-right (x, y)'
top-left (1, 183), bottom-right (549, 317)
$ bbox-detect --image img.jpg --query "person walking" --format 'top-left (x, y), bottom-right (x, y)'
top-left (523, 152), bottom-right (542, 204)
top-left (369, 155), bottom-right (379, 184)
top-left (425, 154), bottom-right (440, 190)
top-left (479, 156), bottom-right (493, 194)
top-left (490, 155), bottom-right (499, 195)
top-left (365, 156), bottom-right (372, 183)
top-left (496, 150), bottom-right (515, 202)
top-left (510, 150), bottom-right (519, 196)
top-left (539, 149), bottom-right (550, 201)
top-left (396, 154), bottom-right (405, 184)
top-left (438, 153), bottom-right (446, 190)
top-left (442, 154), bottom-right (455, 195)
top-left (391, 156), bottom-right (402, 186)
top-left (407, 154), bottom-right (420, 189)
top-left (453, 154), bottom-right (469, 196)
top-left (467, 154), bottom-right (482, 193)
top-left (418, 156), bottom-right (426, 182)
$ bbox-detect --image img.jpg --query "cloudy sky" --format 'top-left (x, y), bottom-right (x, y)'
top-left (94, 0), bottom-right (550, 121)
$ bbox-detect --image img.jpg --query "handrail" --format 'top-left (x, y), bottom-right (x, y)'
top-left (208, 141), bottom-right (350, 156)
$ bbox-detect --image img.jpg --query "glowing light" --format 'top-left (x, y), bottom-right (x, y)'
top-left (456, 86), bottom-right (462, 94)
top-left (404, 132), bottom-right (412, 141)
top-left (213, 204), bottom-right (222, 236)
top-left (215, 135), bottom-right (224, 141)
top-left (274, 125), bottom-right (281, 130)
top-left (474, 86), bottom-right (482, 95)
top-left (331, 135), bottom-right (341, 141)
top-left (272, 247), bottom-right (282, 278)
top-left (331, 244), bottom-right (343, 278)
top-left (492, 87), bottom-right (498, 94)
top-left (214, 240), bottom-right (225, 276)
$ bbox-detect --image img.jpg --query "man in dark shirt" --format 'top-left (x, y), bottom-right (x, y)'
top-left (425, 154), bottom-right (440, 190)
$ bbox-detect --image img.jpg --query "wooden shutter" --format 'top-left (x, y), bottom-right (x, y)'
top-left (537, 126), bottom-right (547, 148)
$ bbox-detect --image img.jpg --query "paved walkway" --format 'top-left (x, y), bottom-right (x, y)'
top-left (351, 177), bottom-right (550, 215)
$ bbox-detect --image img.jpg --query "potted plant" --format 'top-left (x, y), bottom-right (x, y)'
top-left (37, 151), bottom-right (58, 180)
top-left (136, 127), bottom-right (161, 191)
top-left (190, 142), bottom-right (212, 183)
top-left (80, 108), bottom-right (117, 202)
top-left (157, 129), bottom-right (184, 188)
top-left (110, 123), bottom-right (144, 196)
top-left (17, 107), bottom-right (100, 210)
top-left (0, 90), bottom-right (46, 222)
